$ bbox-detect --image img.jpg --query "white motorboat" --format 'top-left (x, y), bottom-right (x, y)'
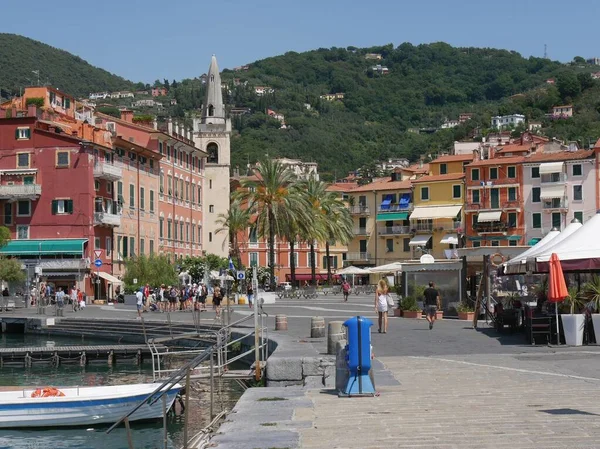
top-left (0, 383), bottom-right (182, 428)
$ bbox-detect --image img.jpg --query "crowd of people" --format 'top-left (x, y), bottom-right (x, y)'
top-left (135, 282), bottom-right (217, 318)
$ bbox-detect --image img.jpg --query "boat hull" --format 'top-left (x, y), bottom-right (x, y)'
top-left (0, 384), bottom-right (181, 428)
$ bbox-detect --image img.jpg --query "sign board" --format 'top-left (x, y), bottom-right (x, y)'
top-left (237, 272), bottom-right (246, 280)
top-left (94, 259), bottom-right (103, 268)
top-left (133, 278), bottom-right (138, 284)
top-left (94, 250), bottom-right (103, 259)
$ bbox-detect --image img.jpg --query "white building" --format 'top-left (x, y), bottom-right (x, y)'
top-left (522, 151), bottom-right (596, 244)
top-left (491, 114), bottom-right (525, 129)
top-left (89, 92), bottom-right (109, 100)
top-left (272, 158), bottom-right (318, 180)
top-left (453, 141), bottom-right (481, 155)
top-left (441, 120), bottom-right (460, 129)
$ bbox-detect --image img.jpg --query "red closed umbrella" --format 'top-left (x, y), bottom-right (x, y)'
top-left (548, 253), bottom-right (568, 344)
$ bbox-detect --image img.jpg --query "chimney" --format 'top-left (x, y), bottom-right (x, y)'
top-left (167, 118), bottom-right (173, 135)
top-left (488, 147), bottom-right (495, 159)
top-left (472, 149), bottom-right (480, 161)
top-left (120, 109), bottom-right (134, 123)
top-left (27, 105), bottom-right (37, 117)
top-left (153, 118), bottom-right (158, 130)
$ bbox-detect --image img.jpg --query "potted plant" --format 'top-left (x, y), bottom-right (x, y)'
top-left (400, 296), bottom-right (421, 319)
top-left (560, 287), bottom-right (586, 346)
top-left (579, 275), bottom-right (600, 343)
top-left (456, 302), bottom-right (475, 321)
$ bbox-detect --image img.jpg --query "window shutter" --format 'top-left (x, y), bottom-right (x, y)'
top-left (66, 200), bottom-right (74, 214)
top-left (51, 200), bottom-right (58, 215)
top-left (25, 128), bottom-right (31, 138)
top-left (15, 129), bottom-right (19, 139)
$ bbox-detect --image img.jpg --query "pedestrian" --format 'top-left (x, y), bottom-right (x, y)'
top-left (159, 284), bottom-right (166, 312)
top-left (56, 287), bottom-right (65, 310)
top-left (30, 285), bottom-right (37, 306)
top-left (143, 283), bottom-right (151, 312)
top-left (212, 286), bottom-right (222, 318)
top-left (199, 283), bottom-right (207, 311)
top-left (247, 283), bottom-right (254, 309)
top-left (342, 279), bottom-right (351, 302)
top-left (169, 285), bottom-right (177, 312)
top-left (374, 279), bottom-right (389, 334)
top-left (424, 281), bottom-right (441, 330)
top-left (70, 285), bottom-right (78, 312)
top-left (136, 288), bottom-right (144, 319)
top-left (79, 289), bottom-right (86, 309)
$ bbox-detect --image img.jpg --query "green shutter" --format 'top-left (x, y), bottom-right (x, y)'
top-left (51, 200), bottom-right (58, 215)
top-left (66, 200), bottom-right (73, 214)
top-left (25, 128), bottom-right (31, 138)
top-left (15, 129), bottom-right (19, 139)
top-left (117, 182), bottom-right (123, 196)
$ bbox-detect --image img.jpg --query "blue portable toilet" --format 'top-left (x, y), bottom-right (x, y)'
top-left (341, 316), bottom-right (375, 396)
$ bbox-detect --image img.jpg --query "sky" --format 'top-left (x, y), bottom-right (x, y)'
top-left (3, 0), bottom-right (600, 83)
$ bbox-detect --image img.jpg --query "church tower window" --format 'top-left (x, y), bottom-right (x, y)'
top-left (207, 143), bottom-right (219, 164)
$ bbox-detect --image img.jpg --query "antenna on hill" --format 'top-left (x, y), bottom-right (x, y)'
top-left (544, 44), bottom-right (548, 59)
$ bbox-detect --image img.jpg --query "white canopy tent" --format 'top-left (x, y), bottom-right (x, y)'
top-left (368, 262), bottom-right (403, 273)
top-left (338, 266), bottom-right (371, 275)
top-left (535, 212), bottom-right (600, 272)
top-left (503, 229), bottom-right (560, 275)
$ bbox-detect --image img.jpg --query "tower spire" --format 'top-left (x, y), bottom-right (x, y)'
top-left (201, 55), bottom-right (225, 125)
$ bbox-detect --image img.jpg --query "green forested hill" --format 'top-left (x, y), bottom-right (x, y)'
top-left (0, 34), bottom-right (136, 98)
top-left (170, 43), bottom-right (599, 180)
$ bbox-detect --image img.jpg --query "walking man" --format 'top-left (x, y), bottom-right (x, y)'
top-left (424, 281), bottom-right (441, 330)
top-left (342, 279), bottom-right (351, 302)
top-left (136, 288), bottom-right (144, 319)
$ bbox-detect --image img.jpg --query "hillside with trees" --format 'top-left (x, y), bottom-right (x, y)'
top-left (0, 34), bottom-right (136, 98)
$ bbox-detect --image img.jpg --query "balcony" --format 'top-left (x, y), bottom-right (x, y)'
top-left (474, 222), bottom-right (508, 234)
top-left (0, 184), bottom-right (41, 200)
top-left (94, 211), bottom-right (121, 227)
top-left (413, 222), bottom-right (434, 232)
top-left (346, 252), bottom-right (372, 262)
top-left (377, 204), bottom-right (413, 213)
top-left (378, 225), bottom-right (411, 236)
top-left (540, 172), bottom-right (566, 184)
top-left (353, 227), bottom-right (370, 236)
top-left (93, 161), bottom-right (123, 181)
top-left (348, 205), bottom-right (370, 215)
top-left (543, 198), bottom-right (568, 210)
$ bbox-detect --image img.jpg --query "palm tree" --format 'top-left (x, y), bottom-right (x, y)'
top-left (301, 177), bottom-right (330, 285)
top-left (321, 194), bottom-right (353, 284)
top-left (215, 201), bottom-right (250, 271)
top-left (236, 159), bottom-right (308, 290)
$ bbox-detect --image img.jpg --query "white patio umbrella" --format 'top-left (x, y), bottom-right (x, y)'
top-left (368, 262), bottom-right (403, 273)
top-left (338, 265), bottom-right (371, 286)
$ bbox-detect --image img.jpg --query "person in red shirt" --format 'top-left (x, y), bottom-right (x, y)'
top-left (342, 279), bottom-right (351, 302)
top-left (142, 284), bottom-right (150, 312)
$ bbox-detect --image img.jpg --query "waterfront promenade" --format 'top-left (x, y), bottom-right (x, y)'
top-left (6, 295), bottom-right (600, 448)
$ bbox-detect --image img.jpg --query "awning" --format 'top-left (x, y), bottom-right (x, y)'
top-left (540, 185), bottom-right (565, 199)
top-left (376, 212), bottom-right (408, 221)
top-left (285, 274), bottom-right (340, 281)
top-left (409, 205), bottom-right (462, 220)
top-left (96, 271), bottom-right (123, 285)
top-left (507, 235), bottom-right (522, 241)
top-left (0, 239), bottom-right (87, 256)
top-left (477, 211), bottom-right (502, 222)
top-left (539, 162), bottom-right (564, 174)
top-left (527, 238), bottom-right (541, 245)
top-left (439, 234), bottom-right (458, 245)
top-left (409, 235), bottom-right (432, 246)
top-left (380, 198), bottom-right (392, 208)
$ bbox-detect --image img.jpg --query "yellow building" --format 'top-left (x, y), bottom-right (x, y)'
top-left (409, 154), bottom-right (471, 259)
top-left (344, 174), bottom-right (413, 267)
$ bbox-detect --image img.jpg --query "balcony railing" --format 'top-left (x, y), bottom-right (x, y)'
top-left (0, 184), bottom-right (41, 199)
top-left (543, 199), bottom-right (568, 210)
top-left (93, 161), bottom-right (123, 181)
top-left (348, 205), bottom-right (370, 215)
top-left (541, 173), bottom-right (566, 184)
top-left (378, 225), bottom-right (411, 236)
top-left (353, 227), bottom-right (370, 236)
top-left (94, 212), bottom-right (121, 227)
top-left (474, 222), bottom-right (508, 233)
top-left (377, 204), bottom-right (413, 213)
top-left (413, 222), bottom-right (434, 232)
top-left (346, 252), bottom-right (372, 261)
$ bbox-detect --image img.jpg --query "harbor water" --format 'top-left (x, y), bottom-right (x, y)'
top-left (0, 333), bottom-right (243, 449)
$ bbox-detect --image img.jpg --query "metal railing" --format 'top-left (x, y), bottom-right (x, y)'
top-left (378, 225), bottom-right (410, 235)
top-left (347, 205), bottom-right (369, 215)
top-left (94, 211), bottom-right (121, 226)
top-left (353, 227), bottom-right (370, 235)
top-left (0, 184), bottom-right (41, 198)
top-left (347, 252), bottom-right (371, 261)
top-left (377, 204), bottom-right (412, 213)
top-left (93, 161), bottom-right (123, 180)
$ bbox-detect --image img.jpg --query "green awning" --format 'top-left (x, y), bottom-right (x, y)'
top-left (507, 235), bottom-right (522, 241)
top-left (527, 238), bottom-right (541, 245)
top-left (376, 212), bottom-right (409, 221)
top-left (468, 236), bottom-right (482, 241)
top-left (0, 239), bottom-right (87, 256)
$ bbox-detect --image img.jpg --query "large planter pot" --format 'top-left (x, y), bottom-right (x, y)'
top-left (592, 314), bottom-right (600, 343)
top-left (393, 308), bottom-right (402, 317)
top-left (436, 311), bottom-right (444, 320)
top-left (403, 310), bottom-right (421, 319)
top-left (458, 311), bottom-right (475, 321)
top-left (561, 314), bottom-right (585, 346)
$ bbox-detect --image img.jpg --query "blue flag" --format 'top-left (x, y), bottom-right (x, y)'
top-left (228, 257), bottom-right (236, 272)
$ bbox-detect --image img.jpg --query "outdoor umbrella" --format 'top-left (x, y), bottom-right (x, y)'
top-left (548, 252), bottom-right (569, 344)
top-left (337, 265), bottom-right (370, 286)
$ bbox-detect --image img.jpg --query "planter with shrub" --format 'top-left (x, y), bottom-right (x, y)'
top-left (400, 296), bottom-right (421, 319)
top-left (456, 302), bottom-right (475, 321)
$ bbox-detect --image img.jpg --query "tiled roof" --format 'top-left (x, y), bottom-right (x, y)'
top-left (467, 156), bottom-right (525, 167)
top-left (327, 183), bottom-right (358, 192)
top-left (431, 154), bottom-right (474, 163)
top-left (495, 144), bottom-right (534, 154)
top-left (525, 150), bottom-right (594, 163)
top-left (411, 173), bottom-right (465, 183)
top-left (407, 163), bottom-right (429, 174)
top-left (349, 178), bottom-right (412, 192)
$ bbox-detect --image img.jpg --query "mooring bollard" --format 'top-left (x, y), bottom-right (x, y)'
top-left (275, 314), bottom-right (288, 331)
top-left (311, 316), bottom-right (325, 338)
top-left (327, 321), bottom-right (345, 355)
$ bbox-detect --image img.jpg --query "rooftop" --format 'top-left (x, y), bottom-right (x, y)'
top-left (525, 150), bottom-right (594, 163)
top-left (467, 156), bottom-right (525, 167)
top-left (432, 154), bottom-right (474, 163)
top-left (349, 178), bottom-right (412, 193)
top-left (411, 173), bottom-right (465, 183)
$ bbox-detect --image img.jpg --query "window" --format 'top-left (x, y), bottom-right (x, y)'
top-left (509, 240), bottom-right (517, 247)
top-left (531, 167), bottom-right (540, 178)
top-left (140, 187), bottom-right (145, 210)
top-left (473, 241), bottom-right (481, 248)
top-left (166, 145), bottom-right (171, 161)
top-left (472, 189), bottom-right (480, 203)
top-left (532, 213), bottom-right (541, 229)
top-left (508, 212), bottom-right (517, 228)
top-left (3, 203), bottom-right (12, 225)
top-left (507, 166), bottom-right (516, 178)
top-left (191, 225), bottom-right (195, 243)
top-left (16, 127), bottom-right (31, 140)
top-left (186, 223), bottom-right (190, 242)
top-left (129, 237), bottom-right (135, 256)
top-left (403, 238), bottom-right (410, 252)
top-left (209, 205), bottom-right (214, 213)
top-left (174, 221), bottom-right (178, 241)
top-left (209, 179), bottom-right (212, 189)
top-left (159, 141), bottom-right (163, 155)
top-left (140, 238), bottom-right (145, 255)
top-left (168, 176), bottom-right (172, 195)
top-left (574, 211), bottom-right (584, 224)
top-left (532, 187), bottom-right (541, 203)
top-left (471, 169), bottom-right (479, 181)
top-left (420, 186), bottom-right (429, 201)
top-left (471, 214), bottom-right (478, 228)
top-left (489, 167), bottom-right (498, 179)
top-left (249, 227), bottom-right (258, 243)
top-left (173, 177), bottom-right (178, 197)
top-left (17, 153), bottom-right (30, 168)
top-left (573, 185), bottom-right (583, 201)
top-left (386, 238), bottom-right (393, 253)
top-left (129, 184), bottom-right (135, 208)
top-left (159, 218), bottom-right (164, 238)
top-left (207, 143), bottom-right (218, 164)
top-left (572, 164), bottom-right (582, 177)
top-left (452, 185), bottom-right (461, 199)
top-left (117, 181), bottom-right (123, 204)
top-left (17, 200), bottom-right (30, 216)
top-left (23, 176), bottom-right (34, 185)
top-left (107, 182), bottom-right (112, 194)
top-left (180, 222), bottom-right (184, 242)
top-left (290, 252), bottom-right (298, 268)
top-left (508, 187), bottom-right (517, 201)
top-left (167, 220), bottom-right (172, 239)
top-left (160, 172), bottom-right (164, 193)
top-left (56, 151), bottom-right (69, 167)
top-left (117, 236), bottom-right (123, 258)
top-left (149, 240), bottom-right (154, 254)
top-left (106, 237), bottom-right (112, 257)
top-left (95, 237), bottom-right (101, 250)
top-left (250, 252), bottom-right (258, 267)
top-left (185, 182), bottom-right (189, 201)
top-left (94, 180), bottom-right (100, 191)
top-left (552, 212), bottom-right (561, 230)
top-left (149, 190), bottom-right (155, 213)
top-left (17, 225), bottom-right (29, 239)
top-left (491, 240), bottom-right (499, 247)
top-left (198, 225), bottom-right (202, 243)
top-left (198, 186), bottom-right (202, 205)
top-left (191, 184), bottom-right (195, 203)
top-left (440, 163), bottom-right (447, 175)
top-left (51, 199), bottom-right (73, 215)
top-left (209, 232), bottom-right (212, 242)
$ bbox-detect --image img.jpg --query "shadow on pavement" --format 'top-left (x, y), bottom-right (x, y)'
top-left (475, 326), bottom-right (531, 346)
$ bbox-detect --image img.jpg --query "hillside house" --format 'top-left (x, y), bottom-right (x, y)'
top-left (89, 92), bottom-right (109, 100)
top-left (254, 86), bottom-right (274, 96)
top-left (550, 105), bottom-right (573, 119)
top-left (441, 120), bottom-right (460, 129)
top-left (110, 91), bottom-right (134, 99)
top-left (459, 113), bottom-right (473, 123)
top-left (151, 87), bottom-right (168, 97)
top-left (267, 109), bottom-right (286, 127)
top-left (371, 65), bottom-right (389, 74)
top-left (491, 114), bottom-right (525, 129)
top-left (365, 53), bottom-right (382, 60)
top-left (320, 93), bottom-right (345, 101)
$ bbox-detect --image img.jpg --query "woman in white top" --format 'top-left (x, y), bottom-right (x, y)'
top-left (374, 279), bottom-right (389, 333)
